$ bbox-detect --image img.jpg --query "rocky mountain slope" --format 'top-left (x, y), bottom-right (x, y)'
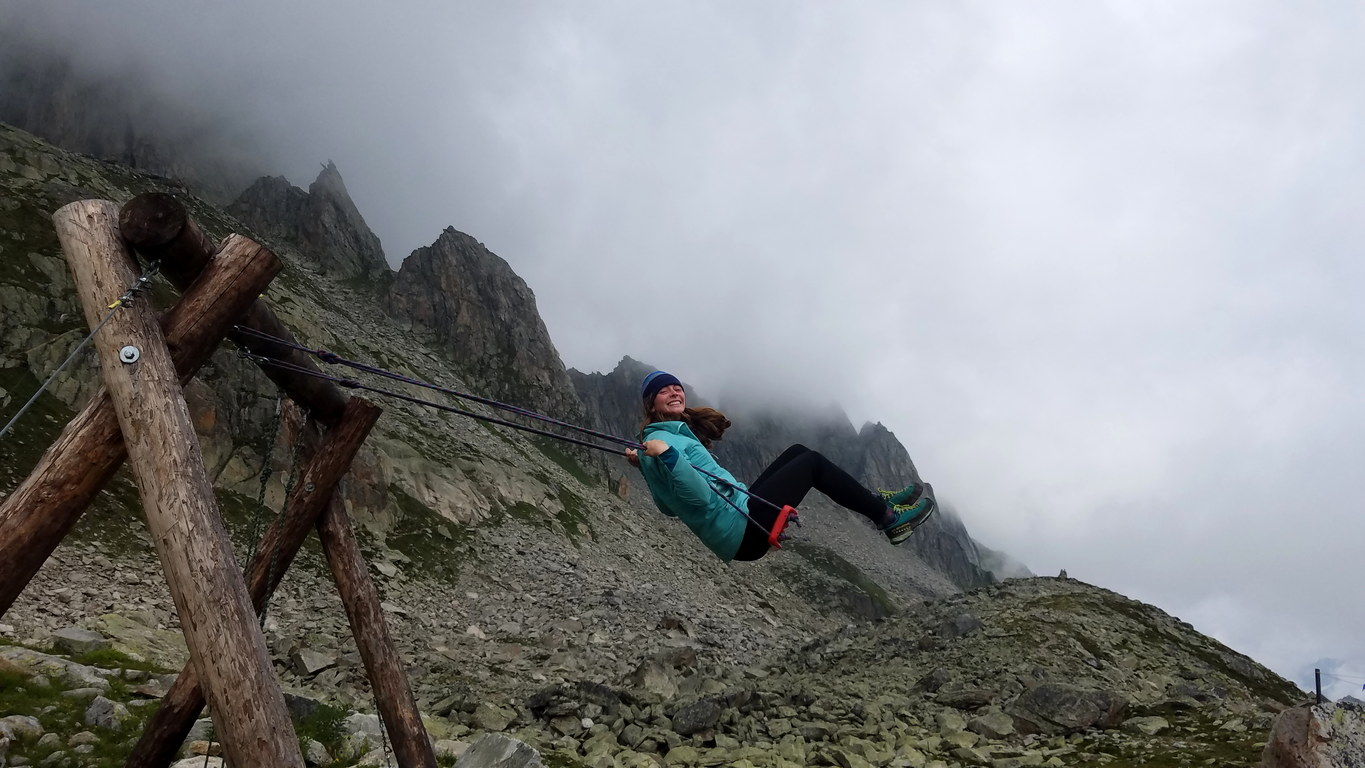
top-left (0, 110), bottom-right (1009, 588)
top-left (0, 60), bottom-right (1345, 767)
top-left (387, 226), bottom-right (584, 422)
top-left (0, 39), bottom-right (1015, 590)
top-left (0, 119), bottom-right (964, 744)
top-left (229, 162), bottom-right (390, 282)
top-left (2, 566), bottom-right (1324, 768)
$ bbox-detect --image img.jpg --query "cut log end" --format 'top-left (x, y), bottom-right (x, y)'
top-left (120, 192), bottom-right (219, 286)
top-left (119, 192), bottom-right (187, 249)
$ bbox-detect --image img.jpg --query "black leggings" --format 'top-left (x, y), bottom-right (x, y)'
top-left (732, 444), bottom-right (887, 561)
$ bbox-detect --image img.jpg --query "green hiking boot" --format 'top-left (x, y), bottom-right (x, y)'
top-left (881, 484), bottom-right (936, 545)
top-left (878, 481), bottom-right (924, 509)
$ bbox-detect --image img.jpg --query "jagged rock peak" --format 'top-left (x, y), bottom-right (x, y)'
top-left (854, 420), bottom-right (918, 489)
top-left (386, 227), bottom-right (583, 420)
top-left (228, 161), bottom-right (388, 281)
top-left (569, 356), bottom-right (667, 441)
top-left (231, 175), bottom-right (306, 228)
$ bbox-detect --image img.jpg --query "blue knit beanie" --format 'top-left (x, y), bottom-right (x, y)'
top-left (641, 371), bottom-right (682, 404)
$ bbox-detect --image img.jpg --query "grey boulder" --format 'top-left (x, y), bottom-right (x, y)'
top-left (453, 733), bottom-right (542, 768)
top-left (1262, 700), bottom-right (1365, 768)
top-left (1006, 683), bottom-right (1128, 734)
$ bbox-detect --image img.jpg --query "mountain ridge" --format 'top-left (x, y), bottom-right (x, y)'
top-left (1, 56), bottom-right (1359, 767)
top-left (0, 42), bottom-right (1013, 589)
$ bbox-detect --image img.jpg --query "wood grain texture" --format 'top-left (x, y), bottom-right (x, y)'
top-left (126, 397), bottom-right (383, 768)
top-left (54, 200), bottom-right (304, 768)
top-left (0, 233), bottom-right (280, 616)
top-left (320, 496), bottom-right (438, 768)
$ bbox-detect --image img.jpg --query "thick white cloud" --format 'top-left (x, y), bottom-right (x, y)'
top-left (9, 0), bottom-right (1363, 695)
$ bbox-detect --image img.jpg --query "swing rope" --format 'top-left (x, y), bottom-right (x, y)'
top-left (203, 396), bottom-right (311, 767)
top-left (244, 397), bottom-right (285, 591)
top-left (0, 261), bottom-right (160, 440)
top-left (233, 324), bottom-right (645, 451)
top-left (240, 395), bottom-right (309, 621)
top-left (265, 406), bottom-right (310, 621)
top-left (233, 340), bottom-right (800, 543)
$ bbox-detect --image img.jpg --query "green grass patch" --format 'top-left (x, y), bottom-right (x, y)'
top-left (501, 500), bottom-right (542, 526)
top-left (555, 486), bottom-right (593, 543)
top-left (294, 699), bottom-right (350, 762)
top-left (1031, 591), bottom-right (1303, 706)
top-left (0, 662), bottom-right (32, 694)
top-left (542, 752), bottom-right (592, 768)
top-left (0, 364), bottom-right (77, 489)
top-left (1070, 710), bottom-right (1270, 768)
top-left (532, 437), bottom-right (595, 487)
top-left (0, 664), bottom-right (146, 766)
top-left (216, 486), bottom-right (275, 542)
top-left (1097, 596), bottom-right (1302, 705)
top-left (787, 542), bottom-right (897, 620)
top-left (385, 484), bottom-right (468, 582)
top-left (493, 487), bottom-right (595, 545)
top-left (70, 648), bottom-right (169, 676)
top-left (54, 471), bottom-right (149, 558)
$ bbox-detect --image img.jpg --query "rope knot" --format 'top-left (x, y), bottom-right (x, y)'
top-left (318, 350), bottom-right (342, 364)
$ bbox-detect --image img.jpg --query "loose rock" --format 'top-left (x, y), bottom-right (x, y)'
top-left (453, 732), bottom-right (543, 767)
top-left (1262, 700), bottom-right (1365, 768)
top-left (85, 696), bottom-right (132, 730)
top-left (50, 626), bottom-right (110, 656)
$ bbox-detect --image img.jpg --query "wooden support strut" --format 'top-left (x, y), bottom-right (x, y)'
top-left (121, 192), bottom-right (348, 425)
top-left (319, 495), bottom-right (439, 768)
top-left (0, 232), bottom-right (281, 618)
top-left (53, 200), bottom-right (305, 768)
top-left (126, 396), bottom-right (384, 768)
top-left (119, 196), bottom-right (432, 766)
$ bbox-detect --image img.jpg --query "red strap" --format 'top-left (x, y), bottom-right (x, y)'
top-left (767, 505), bottom-right (799, 549)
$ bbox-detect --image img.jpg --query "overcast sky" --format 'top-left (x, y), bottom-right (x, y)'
top-left (10, 0), bottom-right (1364, 698)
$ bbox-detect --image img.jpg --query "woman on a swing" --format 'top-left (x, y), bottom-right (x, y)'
top-left (625, 371), bottom-right (936, 562)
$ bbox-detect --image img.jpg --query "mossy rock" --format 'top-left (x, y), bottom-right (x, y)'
top-left (91, 613), bottom-right (187, 671)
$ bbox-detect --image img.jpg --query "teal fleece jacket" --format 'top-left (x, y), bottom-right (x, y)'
top-left (637, 420), bottom-right (749, 562)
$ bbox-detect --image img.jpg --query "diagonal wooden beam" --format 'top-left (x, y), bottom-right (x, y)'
top-left (126, 396), bottom-right (383, 768)
top-left (0, 232), bottom-right (280, 617)
top-left (319, 494), bottom-right (438, 768)
top-left (54, 199), bottom-right (304, 768)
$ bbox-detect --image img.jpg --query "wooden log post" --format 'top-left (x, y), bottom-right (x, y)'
top-left (120, 192), bottom-right (348, 425)
top-left (319, 496), bottom-right (438, 768)
top-left (53, 200), bottom-right (305, 768)
top-left (0, 233), bottom-right (281, 617)
top-left (126, 396), bottom-right (383, 768)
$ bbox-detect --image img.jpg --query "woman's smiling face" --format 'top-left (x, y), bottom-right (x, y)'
top-left (651, 383), bottom-right (686, 418)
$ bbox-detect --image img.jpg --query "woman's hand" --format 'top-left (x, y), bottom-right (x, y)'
top-left (624, 448), bottom-right (640, 468)
top-left (642, 439), bottom-right (670, 457)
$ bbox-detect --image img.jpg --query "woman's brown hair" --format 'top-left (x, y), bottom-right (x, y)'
top-left (640, 404), bottom-right (732, 448)
top-left (685, 407), bottom-right (732, 447)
